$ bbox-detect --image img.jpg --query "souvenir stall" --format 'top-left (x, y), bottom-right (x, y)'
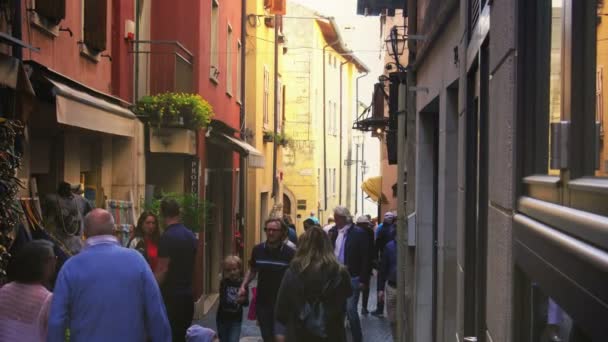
top-left (106, 199), bottom-right (135, 246)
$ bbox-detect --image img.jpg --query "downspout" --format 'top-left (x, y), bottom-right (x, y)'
top-left (12, 0), bottom-right (22, 60)
top-left (272, 14), bottom-right (280, 201)
top-left (355, 72), bottom-right (368, 212)
top-left (338, 60), bottom-right (346, 206)
top-left (134, 0), bottom-right (140, 101)
top-left (238, 0), bottom-right (247, 257)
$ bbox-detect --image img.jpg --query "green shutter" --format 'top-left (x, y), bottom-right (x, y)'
top-left (83, 0), bottom-right (107, 53)
top-left (35, 0), bottom-right (66, 25)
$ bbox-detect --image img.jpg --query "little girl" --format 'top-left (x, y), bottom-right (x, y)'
top-left (216, 256), bottom-right (248, 342)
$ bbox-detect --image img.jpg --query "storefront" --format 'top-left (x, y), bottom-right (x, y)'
top-left (19, 61), bottom-right (144, 237)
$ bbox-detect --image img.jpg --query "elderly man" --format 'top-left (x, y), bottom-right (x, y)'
top-left (328, 207), bottom-right (370, 342)
top-left (48, 209), bottom-right (171, 342)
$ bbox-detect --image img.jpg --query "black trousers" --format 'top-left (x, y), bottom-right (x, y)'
top-left (361, 285), bottom-right (370, 310)
top-left (164, 293), bottom-right (194, 342)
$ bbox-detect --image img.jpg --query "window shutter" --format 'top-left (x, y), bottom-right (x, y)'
top-left (84, 0), bottom-right (107, 53)
top-left (35, 0), bottom-right (66, 25)
top-left (270, 0), bottom-right (286, 15)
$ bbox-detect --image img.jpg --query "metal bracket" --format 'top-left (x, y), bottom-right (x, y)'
top-left (409, 86), bottom-right (429, 94)
top-left (550, 121), bottom-right (570, 169)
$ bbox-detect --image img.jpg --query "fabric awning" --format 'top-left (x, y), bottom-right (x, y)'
top-left (361, 176), bottom-right (388, 204)
top-left (209, 131), bottom-right (265, 168)
top-left (48, 78), bottom-right (136, 137)
top-left (0, 54), bottom-right (34, 95)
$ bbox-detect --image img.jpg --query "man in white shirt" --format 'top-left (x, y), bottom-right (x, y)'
top-left (323, 217), bottom-right (335, 234)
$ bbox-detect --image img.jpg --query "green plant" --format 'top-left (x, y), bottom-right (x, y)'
top-left (134, 92), bottom-right (214, 130)
top-left (275, 132), bottom-right (292, 147)
top-left (262, 130), bottom-right (291, 146)
top-left (141, 192), bottom-right (212, 233)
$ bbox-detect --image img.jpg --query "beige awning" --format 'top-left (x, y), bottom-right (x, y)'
top-left (0, 54), bottom-right (34, 95)
top-left (361, 176), bottom-right (388, 204)
top-left (48, 78), bottom-right (136, 137)
top-left (209, 132), bottom-right (265, 168)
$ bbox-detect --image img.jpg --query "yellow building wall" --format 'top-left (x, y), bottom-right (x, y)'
top-left (243, 0), bottom-right (285, 263)
top-left (283, 2), bottom-right (362, 232)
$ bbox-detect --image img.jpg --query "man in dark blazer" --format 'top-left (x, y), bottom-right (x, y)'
top-left (328, 206), bottom-right (370, 342)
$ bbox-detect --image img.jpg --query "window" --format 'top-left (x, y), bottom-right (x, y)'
top-left (297, 200), bottom-right (306, 210)
top-left (277, 79), bottom-right (283, 131)
top-left (328, 101), bottom-right (333, 135)
top-left (210, 0), bottom-right (219, 82)
top-left (333, 169), bottom-right (337, 195)
top-left (226, 25), bottom-right (233, 95)
top-left (83, 0), bottom-right (107, 53)
top-left (236, 41), bottom-right (242, 103)
top-left (334, 101), bottom-right (338, 136)
top-left (35, 0), bottom-right (65, 26)
top-left (264, 66), bottom-right (270, 126)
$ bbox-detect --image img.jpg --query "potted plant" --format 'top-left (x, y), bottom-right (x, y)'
top-left (142, 192), bottom-right (211, 233)
top-left (275, 133), bottom-right (292, 147)
top-left (134, 92), bottom-right (214, 130)
top-left (262, 130), bottom-right (274, 143)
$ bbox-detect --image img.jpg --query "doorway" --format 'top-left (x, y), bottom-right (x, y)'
top-left (463, 41), bottom-right (489, 342)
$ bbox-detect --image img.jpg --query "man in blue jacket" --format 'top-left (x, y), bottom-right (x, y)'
top-left (48, 209), bottom-right (171, 342)
top-left (329, 206), bottom-right (371, 342)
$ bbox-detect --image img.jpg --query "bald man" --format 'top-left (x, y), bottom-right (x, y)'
top-left (48, 209), bottom-right (171, 342)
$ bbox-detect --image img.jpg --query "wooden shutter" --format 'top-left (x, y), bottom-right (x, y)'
top-left (35, 0), bottom-right (66, 25)
top-left (84, 0), bottom-right (107, 53)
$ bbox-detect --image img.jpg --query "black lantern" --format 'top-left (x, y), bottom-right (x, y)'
top-left (385, 26), bottom-right (406, 59)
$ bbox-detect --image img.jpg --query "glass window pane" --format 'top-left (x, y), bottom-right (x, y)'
top-left (597, 2), bottom-right (608, 176)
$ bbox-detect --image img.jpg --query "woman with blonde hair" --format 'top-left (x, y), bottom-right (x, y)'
top-left (275, 226), bottom-right (352, 342)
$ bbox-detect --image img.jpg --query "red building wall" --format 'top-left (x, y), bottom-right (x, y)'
top-left (20, 0), bottom-right (132, 100)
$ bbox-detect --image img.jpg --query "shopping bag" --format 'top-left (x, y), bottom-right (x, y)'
top-left (247, 287), bottom-right (257, 320)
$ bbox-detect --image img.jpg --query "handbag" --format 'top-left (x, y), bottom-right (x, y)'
top-left (247, 287), bottom-right (257, 320)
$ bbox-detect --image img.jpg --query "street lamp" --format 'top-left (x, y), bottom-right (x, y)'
top-left (385, 26), bottom-right (406, 59)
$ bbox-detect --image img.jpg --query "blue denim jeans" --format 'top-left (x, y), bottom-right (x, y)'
top-left (346, 276), bottom-right (363, 342)
top-left (217, 320), bottom-right (241, 342)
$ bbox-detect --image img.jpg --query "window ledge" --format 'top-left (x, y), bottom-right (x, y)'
top-left (226, 91), bottom-right (233, 98)
top-left (209, 75), bottom-right (219, 85)
top-left (523, 175), bottom-right (561, 187)
top-left (30, 13), bottom-right (59, 37)
top-left (569, 177), bottom-right (608, 194)
top-left (79, 44), bottom-right (100, 63)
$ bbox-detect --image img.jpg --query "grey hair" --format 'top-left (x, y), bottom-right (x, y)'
top-left (84, 209), bottom-right (116, 237)
top-left (333, 206), bottom-right (353, 223)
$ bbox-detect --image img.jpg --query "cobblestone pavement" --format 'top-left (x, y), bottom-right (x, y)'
top-left (195, 273), bottom-right (393, 342)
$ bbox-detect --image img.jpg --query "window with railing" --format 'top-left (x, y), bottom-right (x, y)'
top-left (210, 0), bottom-right (220, 82)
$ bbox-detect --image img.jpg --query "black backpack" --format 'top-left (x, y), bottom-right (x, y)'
top-left (297, 275), bottom-right (337, 338)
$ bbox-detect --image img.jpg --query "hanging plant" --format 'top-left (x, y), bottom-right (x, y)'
top-left (134, 92), bottom-right (214, 130)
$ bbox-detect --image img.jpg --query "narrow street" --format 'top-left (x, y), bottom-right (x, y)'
top-left (197, 273), bottom-right (393, 341)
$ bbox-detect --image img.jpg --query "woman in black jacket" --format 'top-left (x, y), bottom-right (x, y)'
top-left (275, 226), bottom-right (352, 342)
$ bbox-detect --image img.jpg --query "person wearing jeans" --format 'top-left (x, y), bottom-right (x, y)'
top-left (329, 206), bottom-right (371, 342)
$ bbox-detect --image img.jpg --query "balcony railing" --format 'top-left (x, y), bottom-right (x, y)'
top-left (130, 40), bottom-right (194, 98)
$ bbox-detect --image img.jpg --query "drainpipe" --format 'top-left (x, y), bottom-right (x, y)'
top-left (134, 0), bottom-right (140, 101)
top-left (238, 0), bottom-right (247, 257)
top-left (338, 60), bottom-right (347, 205)
top-left (12, 0), bottom-right (22, 60)
top-left (272, 14), bottom-right (280, 202)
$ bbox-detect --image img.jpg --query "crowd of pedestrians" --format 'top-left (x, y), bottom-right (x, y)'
top-left (0, 195), bottom-right (400, 341)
